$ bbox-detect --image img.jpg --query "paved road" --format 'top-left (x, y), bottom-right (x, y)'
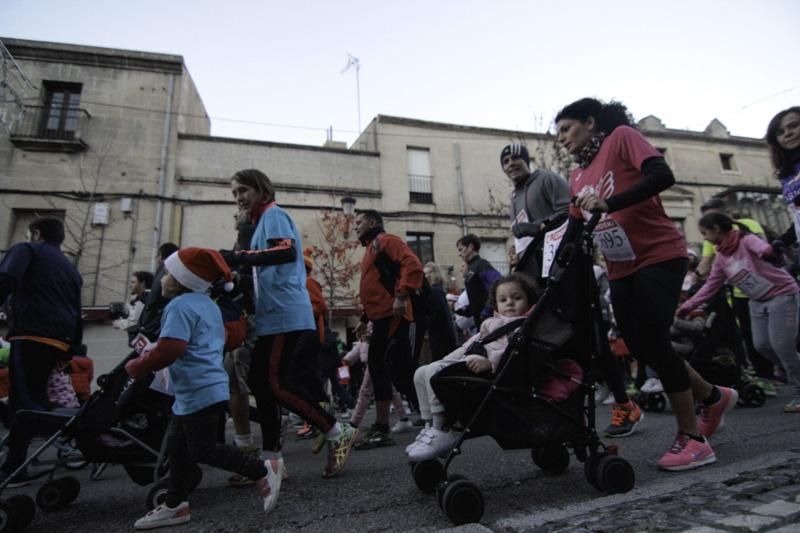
top-left (4, 324), bottom-right (800, 532)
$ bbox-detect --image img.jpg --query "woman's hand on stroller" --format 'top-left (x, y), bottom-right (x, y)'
top-left (465, 355), bottom-right (492, 374)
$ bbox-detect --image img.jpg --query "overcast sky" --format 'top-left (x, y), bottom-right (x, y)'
top-left (3, 0), bottom-right (798, 147)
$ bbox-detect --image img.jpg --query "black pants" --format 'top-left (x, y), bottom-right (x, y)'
top-left (2, 340), bottom-right (60, 476)
top-left (368, 318), bottom-right (418, 410)
top-left (609, 258), bottom-right (691, 394)
top-left (249, 332), bottom-right (336, 452)
top-left (165, 402), bottom-right (266, 507)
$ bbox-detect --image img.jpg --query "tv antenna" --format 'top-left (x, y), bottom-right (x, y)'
top-left (341, 53), bottom-right (361, 132)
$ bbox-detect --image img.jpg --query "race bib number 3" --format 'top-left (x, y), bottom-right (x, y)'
top-left (541, 221), bottom-right (568, 277)
top-left (593, 218), bottom-right (636, 262)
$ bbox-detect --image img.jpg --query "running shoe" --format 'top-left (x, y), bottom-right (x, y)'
top-left (257, 458), bottom-right (284, 514)
top-left (391, 419), bottom-right (414, 434)
top-left (784, 396), bottom-right (800, 413)
top-left (353, 427), bottom-right (395, 450)
top-left (640, 378), bottom-right (664, 394)
top-left (755, 379), bottom-right (777, 397)
top-left (696, 386), bottom-right (738, 438)
top-left (323, 425), bottom-right (358, 478)
top-left (134, 501), bottom-right (190, 530)
top-left (657, 433), bottom-right (716, 472)
top-left (407, 427), bottom-right (461, 462)
top-left (604, 401), bottom-right (644, 438)
top-left (406, 424), bottom-right (432, 453)
top-left (311, 430), bottom-right (326, 454)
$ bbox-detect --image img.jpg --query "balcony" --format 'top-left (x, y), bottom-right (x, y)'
top-left (409, 174), bottom-right (433, 204)
top-left (9, 105), bottom-right (90, 152)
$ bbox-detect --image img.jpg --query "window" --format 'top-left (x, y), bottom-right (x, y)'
top-left (407, 233), bottom-right (434, 264)
top-left (719, 153), bottom-right (737, 172)
top-left (41, 81), bottom-right (83, 139)
top-left (407, 147), bottom-right (433, 204)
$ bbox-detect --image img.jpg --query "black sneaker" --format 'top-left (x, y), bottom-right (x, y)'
top-left (353, 428), bottom-right (395, 450)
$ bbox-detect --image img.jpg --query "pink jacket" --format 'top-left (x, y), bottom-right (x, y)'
top-left (681, 234), bottom-right (798, 314)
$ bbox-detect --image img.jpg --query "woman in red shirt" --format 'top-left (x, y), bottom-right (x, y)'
top-left (555, 98), bottom-right (737, 472)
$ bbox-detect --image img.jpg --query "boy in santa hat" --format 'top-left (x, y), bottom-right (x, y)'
top-left (125, 247), bottom-right (275, 530)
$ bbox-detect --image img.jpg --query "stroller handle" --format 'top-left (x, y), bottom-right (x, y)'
top-left (583, 210), bottom-right (603, 236)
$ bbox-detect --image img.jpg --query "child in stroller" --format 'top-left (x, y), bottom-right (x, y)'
top-left (408, 212), bottom-right (636, 525)
top-left (407, 273), bottom-right (582, 462)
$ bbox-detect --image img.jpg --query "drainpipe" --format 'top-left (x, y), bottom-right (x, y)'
top-left (151, 74), bottom-right (175, 272)
top-left (453, 142), bottom-right (467, 235)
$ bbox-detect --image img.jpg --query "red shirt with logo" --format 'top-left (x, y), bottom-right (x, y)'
top-left (568, 126), bottom-right (687, 280)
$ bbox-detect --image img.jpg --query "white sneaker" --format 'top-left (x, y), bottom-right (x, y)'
top-left (407, 428), bottom-right (461, 462)
top-left (641, 378), bottom-right (664, 394)
top-left (406, 425), bottom-right (432, 453)
top-left (134, 501), bottom-right (190, 530)
top-left (602, 392), bottom-right (616, 405)
top-left (257, 458), bottom-right (284, 514)
top-left (391, 419), bottom-right (414, 434)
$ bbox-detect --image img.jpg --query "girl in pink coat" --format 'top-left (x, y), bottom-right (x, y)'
top-left (679, 212), bottom-right (800, 413)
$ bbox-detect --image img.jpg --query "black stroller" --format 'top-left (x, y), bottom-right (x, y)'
top-left (0, 351), bottom-right (186, 532)
top-left (408, 213), bottom-right (635, 525)
top-left (677, 289), bottom-right (766, 408)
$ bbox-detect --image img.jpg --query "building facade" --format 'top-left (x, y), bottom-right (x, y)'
top-left (1, 38), bottom-right (787, 315)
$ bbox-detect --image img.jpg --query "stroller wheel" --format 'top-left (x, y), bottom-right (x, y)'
top-left (2, 495), bottom-right (36, 531)
top-left (442, 479), bottom-right (484, 525)
top-left (744, 384), bottom-right (766, 407)
top-left (647, 393), bottom-right (666, 412)
top-left (55, 477), bottom-right (80, 506)
top-left (36, 479), bottom-right (72, 512)
top-left (146, 480), bottom-right (169, 511)
top-left (437, 474), bottom-right (467, 510)
top-left (595, 455), bottom-right (635, 494)
top-left (411, 459), bottom-right (443, 493)
top-left (583, 453), bottom-right (606, 492)
top-left (531, 444), bottom-right (570, 475)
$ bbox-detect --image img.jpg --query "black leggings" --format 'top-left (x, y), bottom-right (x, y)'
top-left (367, 318), bottom-right (418, 408)
top-left (249, 332), bottom-right (336, 452)
top-left (166, 402), bottom-right (266, 507)
top-left (609, 258), bottom-right (690, 394)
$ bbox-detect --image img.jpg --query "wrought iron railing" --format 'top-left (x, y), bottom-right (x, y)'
top-left (9, 105), bottom-right (90, 143)
top-left (409, 173), bottom-right (433, 203)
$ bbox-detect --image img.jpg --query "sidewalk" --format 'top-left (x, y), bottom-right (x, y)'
top-left (443, 448), bottom-right (800, 532)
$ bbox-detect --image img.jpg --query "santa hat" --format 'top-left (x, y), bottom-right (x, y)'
top-left (303, 248), bottom-right (314, 270)
top-left (165, 247), bottom-right (234, 293)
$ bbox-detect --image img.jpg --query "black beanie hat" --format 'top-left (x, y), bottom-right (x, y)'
top-left (500, 144), bottom-right (531, 167)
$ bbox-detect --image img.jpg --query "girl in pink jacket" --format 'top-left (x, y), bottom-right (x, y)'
top-left (679, 212), bottom-right (800, 413)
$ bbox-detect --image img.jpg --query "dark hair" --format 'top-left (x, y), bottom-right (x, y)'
top-left (555, 98), bottom-right (634, 135)
top-left (133, 270), bottom-right (154, 289)
top-left (698, 212), bottom-right (749, 234)
top-left (231, 168), bottom-right (276, 202)
top-left (158, 242), bottom-right (179, 261)
top-left (700, 197), bottom-right (726, 213)
top-left (356, 209), bottom-right (383, 226)
top-left (488, 272), bottom-right (538, 311)
top-left (29, 217), bottom-right (65, 244)
top-left (765, 106), bottom-right (800, 178)
top-left (457, 233), bottom-right (481, 252)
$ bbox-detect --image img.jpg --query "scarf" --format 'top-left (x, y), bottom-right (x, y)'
top-left (575, 133), bottom-right (606, 169)
top-left (715, 229), bottom-right (741, 256)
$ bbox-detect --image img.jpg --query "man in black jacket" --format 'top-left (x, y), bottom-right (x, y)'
top-left (0, 217), bottom-right (83, 484)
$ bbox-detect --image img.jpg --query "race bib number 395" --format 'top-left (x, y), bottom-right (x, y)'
top-left (593, 218), bottom-right (636, 262)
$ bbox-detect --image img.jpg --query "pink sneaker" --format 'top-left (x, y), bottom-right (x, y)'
top-left (657, 433), bottom-right (716, 471)
top-left (696, 387), bottom-right (738, 438)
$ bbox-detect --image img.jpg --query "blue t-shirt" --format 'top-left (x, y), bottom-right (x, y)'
top-left (251, 204), bottom-right (315, 336)
top-left (160, 292), bottom-right (230, 415)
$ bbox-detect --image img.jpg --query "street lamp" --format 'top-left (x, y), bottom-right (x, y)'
top-left (341, 195), bottom-right (356, 216)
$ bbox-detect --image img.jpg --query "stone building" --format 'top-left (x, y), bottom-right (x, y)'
top-left (0, 37), bottom-right (787, 316)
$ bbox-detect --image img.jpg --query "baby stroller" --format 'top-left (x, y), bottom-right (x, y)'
top-left (675, 289), bottom-right (765, 408)
top-left (0, 350), bottom-right (187, 532)
top-left (408, 213), bottom-right (635, 525)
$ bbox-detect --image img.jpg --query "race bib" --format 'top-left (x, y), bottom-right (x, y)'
top-left (541, 220), bottom-right (568, 278)
top-left (514, 209), bottom-right (533, 256)
top-left (729, 269), bottom-right (773, 300)
top-left (593, 218), bottom-right (636, 262)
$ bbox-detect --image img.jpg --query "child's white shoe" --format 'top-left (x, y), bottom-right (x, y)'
top-left (407, 428), bottom-right (460, 462)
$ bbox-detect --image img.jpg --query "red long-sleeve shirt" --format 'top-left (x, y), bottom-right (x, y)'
top-left (359, 233), bottom-right (423, 321)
